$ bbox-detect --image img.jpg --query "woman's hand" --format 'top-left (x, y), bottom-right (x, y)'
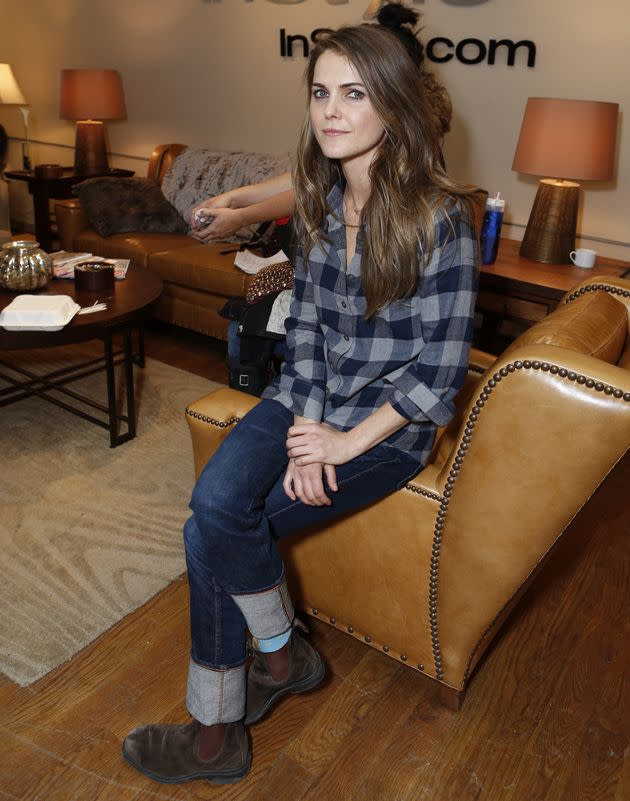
top-left (286, 421), bottom-right (358, 467)
top-left (191, 189), bottom-right (239, 219)
top-left (283, 458), bottom-right (338, 506)
top-left (190, 188), bottom-right (242, 235)
top-left (190, 206), bottom-right (246, 242)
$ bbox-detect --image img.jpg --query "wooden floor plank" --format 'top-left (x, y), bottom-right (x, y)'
top-left (295, 664), bottom-right (426, 801)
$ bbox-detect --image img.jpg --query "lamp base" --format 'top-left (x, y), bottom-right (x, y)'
top-left (519, 179), bottom-right (580, 264)
top-left (74, 120), bottom-right (109, 177)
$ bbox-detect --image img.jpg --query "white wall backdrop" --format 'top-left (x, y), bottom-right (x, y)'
top-left (1, 0), bottom-right (628, 257)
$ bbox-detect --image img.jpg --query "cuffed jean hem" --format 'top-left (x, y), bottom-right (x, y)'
top-left (186, 658), bottom-right (246, 725)
top-left (230, 577), bottom-right (294, 640)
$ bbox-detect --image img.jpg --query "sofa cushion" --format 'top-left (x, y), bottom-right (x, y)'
top-left (74, 177), bottom-right (188, 237)
top-left (75, 230), bottom-right (200, 269)
top-left (160, 149), bottom-right (291, 242)
top-left (149, 244), bottom-right (253, 297)
top-left (504, 290), bottom-right (627, 364)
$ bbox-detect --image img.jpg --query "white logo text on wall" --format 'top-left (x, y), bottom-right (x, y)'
top-left (280, 29), bottom-right (536, 67)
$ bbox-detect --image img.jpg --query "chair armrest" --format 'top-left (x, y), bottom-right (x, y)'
top-left (186, 387), bottom-right (260, 478)
top-left (54, 199), bottom-right (90, 251)
top-left (561, 275), bottom-right (630, 317)
top-left (148, 144), bottom-right (188, 184)
top-left (432, 343), bottom-right (630, 687)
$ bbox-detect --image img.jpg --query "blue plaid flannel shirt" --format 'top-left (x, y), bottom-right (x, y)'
top-left (262, 182), bottom-right (478, 464)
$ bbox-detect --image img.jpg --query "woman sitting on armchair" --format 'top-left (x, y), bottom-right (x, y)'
top-left (122, 11), bottom-right (477, 787)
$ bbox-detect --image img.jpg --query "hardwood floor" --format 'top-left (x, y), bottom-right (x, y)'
top-left (1, 323), bottom-right (628, 801)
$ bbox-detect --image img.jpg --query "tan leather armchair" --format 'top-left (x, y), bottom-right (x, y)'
top-left (185, 275), bottom-right (630, 708)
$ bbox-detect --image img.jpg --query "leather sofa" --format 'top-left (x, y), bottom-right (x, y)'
top-left (55, 144), bottom-right (275, 340)
top-left (184, 274), bottom-right (630, 707)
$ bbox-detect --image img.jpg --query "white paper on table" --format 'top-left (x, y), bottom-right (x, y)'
top-left (50, 251), bottom-right (93, 267)
top-left (233, 249), bottom-right (289, 275)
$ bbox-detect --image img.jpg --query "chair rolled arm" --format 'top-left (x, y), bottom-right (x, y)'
top-left (185, 387), bottom-right (260, 478)
top-left (561, 275), bottom-right (630, 316)
top-left (431, 342), bottom-right (630, 687)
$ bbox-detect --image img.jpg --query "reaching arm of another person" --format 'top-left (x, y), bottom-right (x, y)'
top-left (221, 172), bottom-right (294, 208)
top-left (189, 172), bottom-right (294, 241)
top-left (191, 190), bottom-right (295, 242)
top-left (193, 171), bottom-right (293, 213)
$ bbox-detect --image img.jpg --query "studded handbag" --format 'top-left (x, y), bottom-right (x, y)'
top-left (245, 260), bottom-right (295, 305)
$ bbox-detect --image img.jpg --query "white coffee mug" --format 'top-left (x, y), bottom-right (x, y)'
top-left (569, 248), bottom-right (597, 269)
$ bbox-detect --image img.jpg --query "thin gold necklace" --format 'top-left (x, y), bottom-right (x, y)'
top-left (343, 192), bottom-right (363, 227)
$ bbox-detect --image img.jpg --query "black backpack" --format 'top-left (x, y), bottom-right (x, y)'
top-left (221, 217), bottom-right (295, 396)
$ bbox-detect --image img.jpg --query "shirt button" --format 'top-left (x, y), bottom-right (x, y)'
top-left (344, 335), bottom-right (349, 341)
top-left (341, 301), bottom-right (347, 309)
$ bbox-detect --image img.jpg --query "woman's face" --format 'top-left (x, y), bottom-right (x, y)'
top-left (310, 50), bottom-right (385, 173)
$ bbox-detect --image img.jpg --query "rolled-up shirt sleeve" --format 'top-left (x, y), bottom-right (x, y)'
top-left (262, 255), bottom-right (327, 421)
top-left (388, 207), bottom-right (478, 427)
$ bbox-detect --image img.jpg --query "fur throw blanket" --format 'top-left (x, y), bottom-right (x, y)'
top-left (161, 148), bottom-right (291, 241)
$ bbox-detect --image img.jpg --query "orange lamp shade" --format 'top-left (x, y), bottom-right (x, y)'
top-left (60, 69), bottom-right (126, 121)
top-left (512, 97), bottom-right (618, 181)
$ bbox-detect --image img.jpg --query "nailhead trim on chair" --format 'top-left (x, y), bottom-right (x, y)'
top-left (307, 607), bottom-right (422, 669)
top-left (185, 408), bottom-right (242, 429)
top-left (403, 484), bottom-right (443, 503)
top-left (563, 283), bottom-right (630, 304)
top-left (430, 358), bottom-right (630, 684)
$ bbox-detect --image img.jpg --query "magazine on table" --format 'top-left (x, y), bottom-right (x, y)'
top-left (50, 251), bottom-right (130, 280)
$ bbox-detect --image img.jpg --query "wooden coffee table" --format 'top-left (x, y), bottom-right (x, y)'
top-left (0, 265), bottom-right (163, 446)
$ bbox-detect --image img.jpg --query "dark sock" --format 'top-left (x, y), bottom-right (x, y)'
top-left (197, 722), bottom-right (228, 760)
top-left (264, 641), bottom-right (290, 682)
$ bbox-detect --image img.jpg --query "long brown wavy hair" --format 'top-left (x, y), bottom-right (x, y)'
top-left (293, 23), bottom-right (472, 319)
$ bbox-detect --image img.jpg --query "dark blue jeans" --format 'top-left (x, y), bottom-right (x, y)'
top-left (184, 399), bottom-right (420, 724)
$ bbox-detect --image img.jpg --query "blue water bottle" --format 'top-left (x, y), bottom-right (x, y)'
top-left (480, 192), bottom-right (505, 265)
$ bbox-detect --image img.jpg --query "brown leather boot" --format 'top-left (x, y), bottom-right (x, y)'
top-left (122, 720), bottom-right (251, 784)
top-left (244, 624), bottom-right (325, 725)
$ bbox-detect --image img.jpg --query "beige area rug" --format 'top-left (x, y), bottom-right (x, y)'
top-left (0, 343), bottom-right (221, 686)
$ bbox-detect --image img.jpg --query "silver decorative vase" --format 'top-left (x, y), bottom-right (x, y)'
top-left (0, 240), bottom-right (53, 291)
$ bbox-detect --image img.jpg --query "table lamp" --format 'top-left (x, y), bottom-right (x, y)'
top-left (512, 97), bottom-right (619, 264)
top-left (0, 63), bottom-right (30, 171)
top-left (59, 69), bottom-right (126, 177)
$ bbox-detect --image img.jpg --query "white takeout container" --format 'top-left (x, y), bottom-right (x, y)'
top-left (0, 294), bottom-right (81, 331)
